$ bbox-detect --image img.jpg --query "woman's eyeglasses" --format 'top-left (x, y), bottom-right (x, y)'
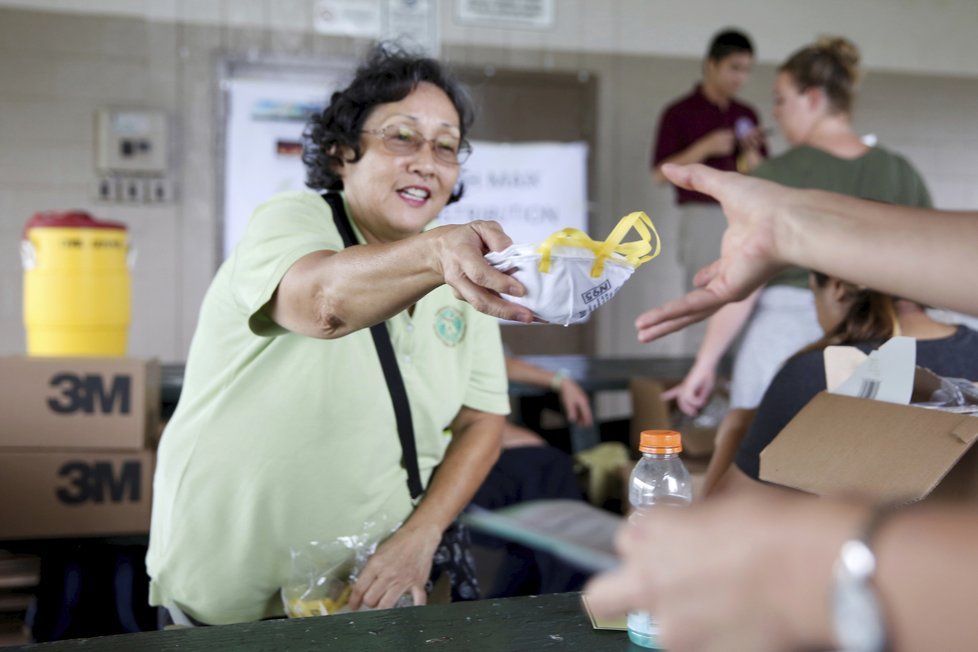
top-left (363, 125), bottom-right (472, 166)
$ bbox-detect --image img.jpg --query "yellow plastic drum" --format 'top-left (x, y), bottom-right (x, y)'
top-left (22, 211), bottom-right (131, 356)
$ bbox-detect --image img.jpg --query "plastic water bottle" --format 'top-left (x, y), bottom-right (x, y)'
top-left (627, 429), bottom-right (693, 648)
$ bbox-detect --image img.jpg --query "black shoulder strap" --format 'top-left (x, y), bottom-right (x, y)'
top-left (322, 192), bottom-right (423, 500)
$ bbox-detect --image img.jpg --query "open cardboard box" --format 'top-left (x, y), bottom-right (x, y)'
top-left (760, 338), bottom-right (978, 504)
top-left (629, 376), bottom-right (717, 459)
top-left (760, 393), bottom-right (978, 503)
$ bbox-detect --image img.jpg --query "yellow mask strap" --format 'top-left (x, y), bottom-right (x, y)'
top-left (537, 211), bottom-right (661, 277)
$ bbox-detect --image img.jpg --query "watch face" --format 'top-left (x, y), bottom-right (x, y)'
top-left (833, 571), bottom-right (886, 652)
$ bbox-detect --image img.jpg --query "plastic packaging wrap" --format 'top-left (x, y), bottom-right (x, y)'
top-left (918, 376), bottom-right (978, 411)
top-left (282, 516), bottom-right (410, 618)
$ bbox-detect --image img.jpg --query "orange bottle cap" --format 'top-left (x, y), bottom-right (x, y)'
top-left (639, 429), bottom-right (682, 454)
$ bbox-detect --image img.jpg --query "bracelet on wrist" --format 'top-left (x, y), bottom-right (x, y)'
top-left (549, 370), bottom-right (568, 392)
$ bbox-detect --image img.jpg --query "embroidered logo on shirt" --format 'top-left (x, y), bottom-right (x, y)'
top-left (434, 307), bottom-right (466, 346)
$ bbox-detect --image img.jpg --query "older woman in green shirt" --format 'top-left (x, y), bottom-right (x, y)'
top-left (147, 46), bottom-right (533, 625)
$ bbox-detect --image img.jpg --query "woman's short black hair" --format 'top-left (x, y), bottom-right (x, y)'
top-left (303, 43), bottom-right (474, 204)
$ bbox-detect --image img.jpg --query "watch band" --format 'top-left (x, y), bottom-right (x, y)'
top-left (832, 503), bottom-right (896, 652)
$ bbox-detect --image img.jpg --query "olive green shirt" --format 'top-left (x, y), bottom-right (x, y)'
top-left (752, 145), bottom-right (933, 288)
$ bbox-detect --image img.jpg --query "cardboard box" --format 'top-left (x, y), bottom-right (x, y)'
top-left (628, 378), bottom-right (671, 452)
top-left (0, 357), bottom-right (160, 450)
top-left (629, 377), bottom-right (717, 459)
top-left (0, 449), bottom-right (154, 540)
top-left (760, 392), bottom-right (978, 503)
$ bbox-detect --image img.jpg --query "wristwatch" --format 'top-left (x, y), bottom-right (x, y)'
top-left (831, 505), bottom-right (893, 652)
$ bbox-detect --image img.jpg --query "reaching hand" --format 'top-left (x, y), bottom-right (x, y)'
top-left (433, 220), bottom-right (535, 324)
top-left (558, 378), bottom-right (594, 427)
top-left (661, 363), bottom-right (716, 417)
top-left (347, 522), bottom-right (440, 611)
top-left (635, 164), bottom-right (790, 341)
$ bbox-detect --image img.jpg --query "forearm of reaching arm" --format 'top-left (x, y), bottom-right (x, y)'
top-left (782, 191), bottom-right (978, 315)
top-left (269, 233), bottom-right (444, 339)
top-left (269, 222), bottom-right (532, 338)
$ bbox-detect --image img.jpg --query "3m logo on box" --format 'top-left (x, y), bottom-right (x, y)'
top-left (0, 357), bottom-right (159, 450)
top-left (47, 373), bottom-right (132, 415)
top-left (0, 450), bottom-right (154, 539)
top-left (57, 460), bottom-right (142, 504)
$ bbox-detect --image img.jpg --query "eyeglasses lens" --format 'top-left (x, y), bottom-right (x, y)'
top-left (377, 126), bottom-right (470, 165)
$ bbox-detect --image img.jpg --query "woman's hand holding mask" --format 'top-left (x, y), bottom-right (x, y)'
top-left (430, 220), bottom-right (535, 324)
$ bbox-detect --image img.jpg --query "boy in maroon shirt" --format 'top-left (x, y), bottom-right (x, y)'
top-left (652, 29), bottom-right (767, 292)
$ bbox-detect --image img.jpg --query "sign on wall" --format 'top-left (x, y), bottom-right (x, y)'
top-left (383, 0), bottom-right (440, 57)
top-left (223, 78), bottom-right (333, 257)
top-left (313, 0), bottom-right (439, 56)
top-left (438, 140), bottom-right (588, 246)
top-left (454, 0), bottom-right (555, 29)
top-left (313, 0), bottom-right (382, 37)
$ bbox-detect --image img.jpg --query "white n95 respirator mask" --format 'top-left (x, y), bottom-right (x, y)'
top-left (485, 211), bottom-right (661, 325)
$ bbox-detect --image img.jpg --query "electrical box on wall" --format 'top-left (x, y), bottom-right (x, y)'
top-left (95, 109), bottom-right (167, 174)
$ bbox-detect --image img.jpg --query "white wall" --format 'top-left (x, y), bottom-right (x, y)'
top-left (0, 2), bottom-right (976, 363)
top-left (445, 0), bottom-right (978, 80)
top-left (2, 0), bottom-right (978, 78)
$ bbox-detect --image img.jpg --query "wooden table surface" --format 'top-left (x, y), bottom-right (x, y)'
top-left (7, 592), bottom-right (640, 651)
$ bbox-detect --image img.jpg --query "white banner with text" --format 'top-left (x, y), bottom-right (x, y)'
top-left (438, 140), bottom-right (588, 246)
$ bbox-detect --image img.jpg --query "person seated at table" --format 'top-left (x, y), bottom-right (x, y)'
top-left (505, 355), bottom-right (601, 454)
top-left (500, 355), bottom-right (593, 447)
top-left (469, 356), bottom-right (594, 597)
top-left (705, 271), bottom-right (978, 497)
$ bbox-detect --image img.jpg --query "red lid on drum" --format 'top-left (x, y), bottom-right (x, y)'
top-left (23, 211), bottom-right (127, 238)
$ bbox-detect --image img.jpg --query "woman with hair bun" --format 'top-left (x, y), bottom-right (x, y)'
top-left (658, 36), bottom-right (933, 443)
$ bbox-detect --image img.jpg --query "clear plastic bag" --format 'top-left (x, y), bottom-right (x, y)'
top-left (919, 376), bottom-right (978, 409)
top-left (281, 516), bottom-right (410, 618)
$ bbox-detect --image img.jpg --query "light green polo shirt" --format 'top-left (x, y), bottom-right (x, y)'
top-left (147, 191), bottom-right (509, 624)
